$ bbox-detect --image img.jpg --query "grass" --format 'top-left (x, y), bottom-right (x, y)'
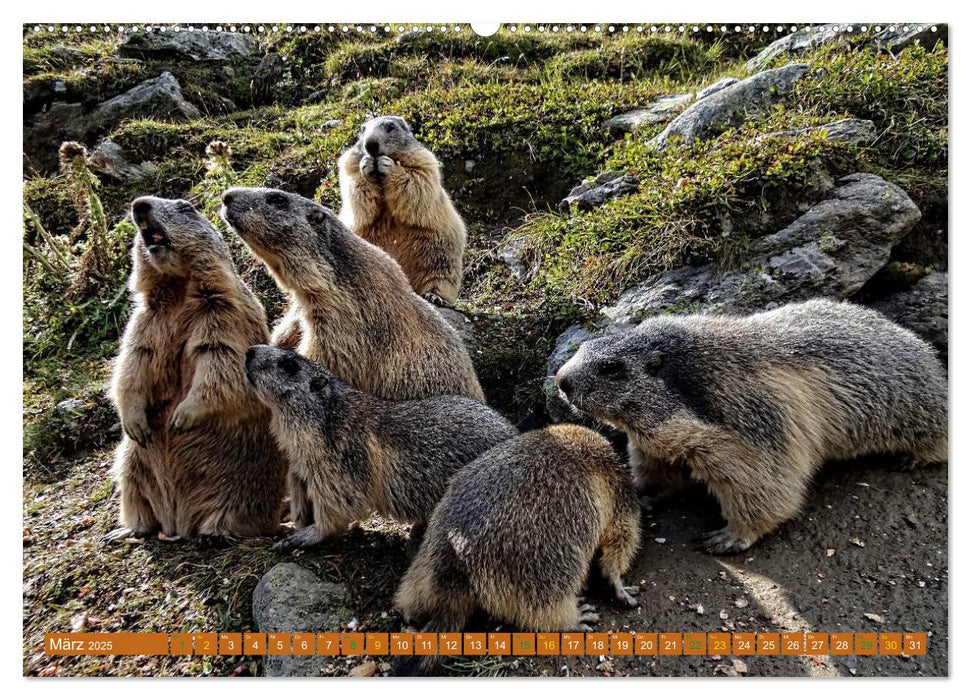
top-left (22, 25), bottom-right (947, 676)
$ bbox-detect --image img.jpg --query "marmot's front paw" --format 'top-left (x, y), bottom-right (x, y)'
top-left (376, 155), bottom-right (396, 175)
top-left (360, 155), bottom-right (377, 178)
top-left (693, 527), bottom-right (754, 555)
top-left (169, 397), bottom-right (207, 433)
top-left (122, 411), bottom-right (152, 448)
top-left (271, 525), bottom-right (325, 553)
top-left (421, 292), bottom-right (448, 307)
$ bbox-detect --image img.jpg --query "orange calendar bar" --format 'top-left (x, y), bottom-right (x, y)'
top-left (390, 632), bottom-right (413, 656)
top-left (537, 633), bottom-right (559, 655)
top-left (855, 633), bottom-right (878, 656)
top-left (830, 633), bottom-right (853, 655)
top-left (610, 632), bottom-right (633, 656)
top-left (267, 633), bottom-right (290, 656)
top-left (904, 633), bottom-right (928, 656)
top-left (513, 633), bottom-right (536, 655)
top-left (413, 633), bottom-right (437, 656)
top-left (683, 633), bottom-right (706, 656)
top-left (438, 633), bottom-right (461, 655)
top-left (560, 632), bottom-right (584, 656)
top-left (45, 633), bottom-right (169, 656)
top-left (342, 633), bottom-right (364, 656)
top-left (806, 633), bottom-right (828, 656)
top-left (194, 633), bottom-right (217, 656)
top-left (782, 632), bottom-right (804, 656)
top-left (219, 633), bottom-right (242, 655)
top-left (487, 632), bottom-right (510, 655)
top-left (170, 633), bottom-right (192, 656)
top-left (708, 633), bottom-right (730, 655)
top-left (292, 633), bottom-right (315, 656)
top-left (465, 632), bottom-right (487, 655)
top-left (634, 633), bottom-right (657, 655)
top-left (659, 633), bottom-right (681, 656)
top-left (317, 633), bottom-right (340, 656)
top-left (757, 633), bottom-right (780, 655)
top-left (366, 633), bottom-right (389, 656)
top-left (733, 633), bottom-right (756, 655)
top-left (879, 633), bottom-right (902, 656)
top-left (586, 632), bottom-right (608, 656)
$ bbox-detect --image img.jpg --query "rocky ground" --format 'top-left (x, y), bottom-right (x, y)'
top-left (22, 23), bottom-right (948, 677)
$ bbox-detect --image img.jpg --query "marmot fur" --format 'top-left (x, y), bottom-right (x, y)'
top-left (394, 425), bottom-right (641, 644)
top-left (107, 196), bottom-right (286, 541)
top-left (338, 116), bottom-right (466, 305)
top-left (244, 345), bottom-right (518, 552)
top-left (556, 299), bottom-right (948, 554)
top-left (220, 187), bottom-right (483, 402)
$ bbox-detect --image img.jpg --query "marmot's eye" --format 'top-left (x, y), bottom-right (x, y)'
top-left (278, 355), bottom-right (300, 376)
top-left (597, 360), bottom-right (626, 378)
top-left (266, 192), bottom-right (289, 209)
top-left (644, 351), bottom-right (665, 375)
top-left (384, 122), bottom-right (396, 133)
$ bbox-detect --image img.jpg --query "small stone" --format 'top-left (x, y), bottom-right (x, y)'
top-left (849, 538), bottom-right (865, 548)
top-left (864, 612), bottom-right (885, 624)
top-left (348, 662), bottom-right (378, 677)
top-left (719, 610), bottom-right (729, 620)
top-left (695, 605), bottom-right (705, 615)
top-left (826, 548), bottom-right (835, 557)
top-left (734, 598), bottom-right (748, 608)
top-left (732, 658), bottom-right (748, 674)
top-left (654, 537), bottom-right (667, 544)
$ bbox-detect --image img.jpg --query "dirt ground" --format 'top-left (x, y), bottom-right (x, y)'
top-left (22, 445), bottom-right (947, 678)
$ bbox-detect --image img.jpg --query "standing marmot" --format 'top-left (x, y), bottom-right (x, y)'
top-left (220, 187), bottom-right (483, 402)
top-left (107, 196), bottom-right (287, 542)
top-left (338, 116), bottom-right (466, 306)
top-left (244, 345), bottom-right (518, 552)
top-left (555, 299), bottom-right (948, 554)
top-left (394, 425), bottom-right (641, 642)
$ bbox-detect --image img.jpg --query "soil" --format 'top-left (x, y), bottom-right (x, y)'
top-left (22, 449), bottom-right (947, 677)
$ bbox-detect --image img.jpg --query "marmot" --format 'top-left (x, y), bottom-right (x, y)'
top-left (220, 187), bottom-right (484, 402)
top-left (555, 299), bottom-right (948, 555)
top-left (394, 425), bottom-right (641, 642)
top-left (338, 116), bottom-right (466, 306)
top-left (106, 196), bottom-right (287, 542)
top-left (244, 345), bottom-right (518, 552)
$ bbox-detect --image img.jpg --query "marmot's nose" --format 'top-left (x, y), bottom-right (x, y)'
top-left (221, 191), bottom-right (235, 207)
top-left (557, 374), bottom-right (573, 397)
top-left (132, 199), bottom-right (152, 220)
top-left (365, 139), bottom-right (380, 156)
top-left (245, 346), bottom-right (257, 364)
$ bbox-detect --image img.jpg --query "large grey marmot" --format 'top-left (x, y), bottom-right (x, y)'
top-left (244, 345), bottom-right (518, 552)
top-left (338, 116), bottom-right (466, 306)
top-left (220, 187), bottom-right (483, 402)
top-left (555, 299), bottom-right (948, 554)
top-left (107, 196), bottom-right (286, 542)
top-left (394, 424), bottom-right (641, 649)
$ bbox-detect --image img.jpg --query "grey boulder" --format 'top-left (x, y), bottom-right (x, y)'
top-left (875, 24), bottom-right (947, 53)
top-left (252, 563), bottom-right (351, 677)
top-left (757, 118), bottom-right (878, 146)
top-left (869, 271), bottom-right (948, 358)
top-left (119, 30), bottom-right (261, 62)
top-left (559, 171), bottom-right (638, 213)
top-left (651, 64), bottom-right (809, 150)
top-left (602, 94), bottom-right (693, 137)
top-left (746, 25), bottom-right (849, 70)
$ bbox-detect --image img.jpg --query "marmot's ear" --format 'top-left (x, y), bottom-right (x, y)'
top-left (307, 208), bottom-right (326, 226)
top-left (309, 376), bottom-right (330, 394)
top-left (397, 117), bottom-right (412, 133)
top-left (279, 355), bottom-right (300, 377)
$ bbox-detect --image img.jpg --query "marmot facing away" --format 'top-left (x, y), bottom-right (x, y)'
top-left (338, 116), bottom-right (466, 305)
top-left (244, 345), bottom-right (518, 552)
top-left (394, 425), bottom-right (641, 640)
top-left (220, 187), bottom-right (484, 402)
top-left (107, 196), bottom-right (287, 541)
top-left (555, 299), bottom-right (948, 555)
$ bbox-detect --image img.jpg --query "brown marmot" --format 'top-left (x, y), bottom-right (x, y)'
top-left (555, 299), bottom-right (948, 555)
top-left (220, 187), bottom-right (484, 402)
top-left (106, 196), bottom-right (287, 542)
top-left (394, 424), bottom-right (641, 643)
top-left (338, 116), bottom-right (466, 306)
top-left (244, 345), bottom-right (518, 552)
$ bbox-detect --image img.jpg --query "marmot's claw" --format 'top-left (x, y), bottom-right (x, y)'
top-left (694, 528), bottom-right (752, 555)
top-left (421, 293), bottom-right (448, 307)
top-left (577, 623), bottom-right (594, 633)
top-left (103, 527), bottom-right (139, 543)
top-left (376, 155), bottom-right (396, 175)
top-left (169, 400), bottom-right (205, 433)
top-left (271, 525), bottom-right (324, 553)
top-left (616, 585), bottom-right (640, 608)
top-left (123, 418), bottom-right (151, 448)
top-left (577, 605), bottom-right (600, 624)
top-left (360, 155), bottom-right (377, 178)
top-left (194, 534), bottom-right (231, 550)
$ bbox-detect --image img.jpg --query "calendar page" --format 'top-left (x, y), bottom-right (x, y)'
top-left (22, 16), bottom-right (948, 680)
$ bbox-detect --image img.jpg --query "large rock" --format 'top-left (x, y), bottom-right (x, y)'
top-left (869, 271), bottom-right (948, 358)
top-left (757, 118), bottom-right (877, 146)
top-left (25, 72), bottom-right (200, 172)
top-left (252, 563), bottom-right (351, 677)
top-left (651, 64), bottom-right (809, 150)
top-left (875, 24), bottom-right (947, 53)
top-left (697, 77), bottom-right (740, 100)
top-left (559, 171), bottom-right (638, 213)
top-left (87, 139), bottom-right (158, 181)
top-left (119, 30), bottom-right (261, 62)
top-left (545, 173), bottom-right (921, 411)
top-left (602, 94), bottom-right (692, 137)
top-left (436, 307), bottom-right (476, 348)
top-left (746, 25), bottom-right (848, 70)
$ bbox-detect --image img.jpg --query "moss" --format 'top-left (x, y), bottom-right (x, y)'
top-left (547, 36), bottom-right (716, 82)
